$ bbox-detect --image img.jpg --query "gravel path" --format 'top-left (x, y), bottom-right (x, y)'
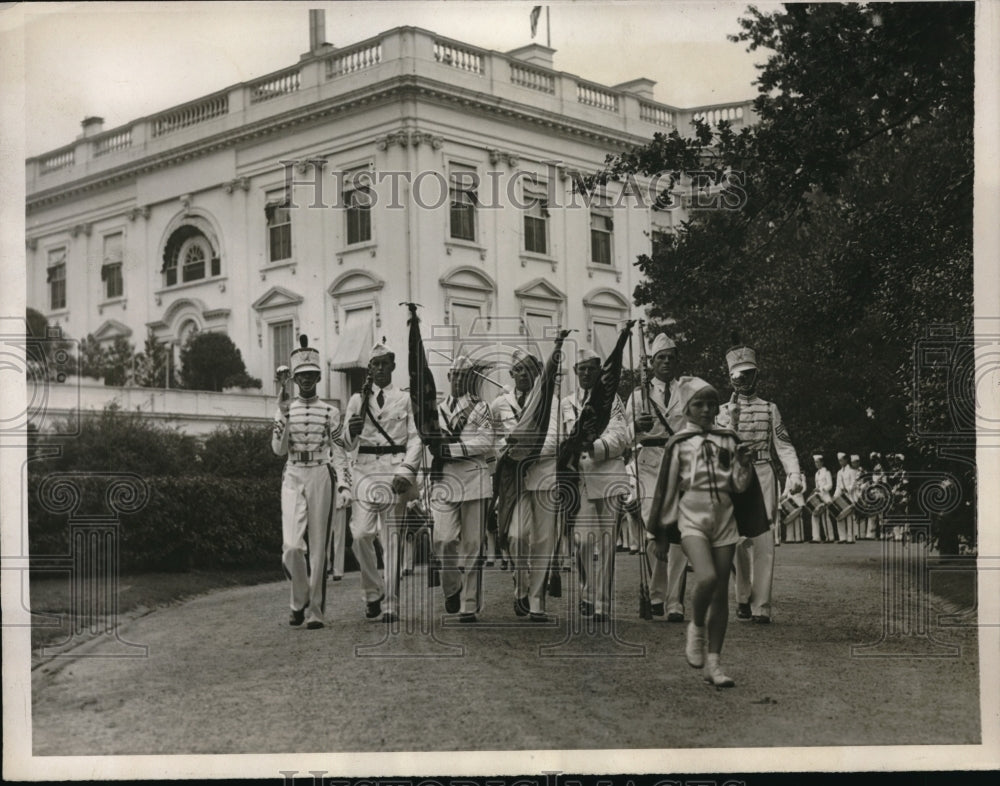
top-left (31, 541), bottom-right (980, 755)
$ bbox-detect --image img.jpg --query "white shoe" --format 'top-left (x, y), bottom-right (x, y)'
top-left (703, 661), bottom-right (735, 688)
top-left (685, 622), bottom-right (706, 668)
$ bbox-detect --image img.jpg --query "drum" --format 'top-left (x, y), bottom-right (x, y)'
top-left (779, 495), bottom-right (803, 524)
top-left (805, 491), bottom-right (826, 515)
top-left (830, 492), bottom-right (854, 520)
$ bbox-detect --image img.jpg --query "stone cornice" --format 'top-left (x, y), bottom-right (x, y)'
top-left (27, 74), bottom-right (648, 213)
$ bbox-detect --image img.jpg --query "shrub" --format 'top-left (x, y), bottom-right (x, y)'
top-left (200, 422), bottom-right (284, 480)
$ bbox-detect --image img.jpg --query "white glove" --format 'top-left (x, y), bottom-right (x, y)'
top-left (785, 473), bottom-right (804, 496)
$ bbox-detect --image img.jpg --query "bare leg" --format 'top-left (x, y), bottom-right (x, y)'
top-left (706, 543), bottom-right (736, 655)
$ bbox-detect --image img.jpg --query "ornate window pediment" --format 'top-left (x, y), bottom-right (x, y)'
top-left (328, 269), bottom-right (385, 332)
top-left (252, 286), bottom-right (304, 312)
top-left (92, 319), bottom-right (132, 343)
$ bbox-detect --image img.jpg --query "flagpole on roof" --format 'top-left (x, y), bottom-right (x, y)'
top-left (546, 5), bottom-right (551, 48)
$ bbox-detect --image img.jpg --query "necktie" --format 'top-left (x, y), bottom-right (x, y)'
top-left (376, 389), bottom-right (385, 408)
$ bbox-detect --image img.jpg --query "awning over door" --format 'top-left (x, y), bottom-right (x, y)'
top-left (329, 309), bottom-right (374, 370)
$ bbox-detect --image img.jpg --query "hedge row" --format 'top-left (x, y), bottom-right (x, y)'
top-left (29, 474), bottom-right (282, 572)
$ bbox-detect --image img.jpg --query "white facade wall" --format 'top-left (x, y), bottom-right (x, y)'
top-left (26, 26), bottom-right (753, 411)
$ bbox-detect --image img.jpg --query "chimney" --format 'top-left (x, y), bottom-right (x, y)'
top-left (309, 9), bottom-right (326, 53)
top-left (80, 116), bottom-right (104, 138)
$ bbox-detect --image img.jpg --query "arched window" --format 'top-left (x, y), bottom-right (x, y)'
top-left (161, 223), bottom-right (221, 287)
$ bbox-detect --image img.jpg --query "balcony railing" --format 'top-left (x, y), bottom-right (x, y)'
top-left (324, 41), bottom-right (382, 78)
top-left (433, 39), bottom-right (483, 74)
top-left (692, 105), bottom-right (746, 127)
top-left (639, 102), bottom-right (675, 127)
top-left (151, 94), bottom-right (229, 138)
top-left (249, 68), bottom-right (301, 104)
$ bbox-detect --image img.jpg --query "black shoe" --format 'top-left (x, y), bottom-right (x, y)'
top-left (500, 560), bottom-right (508, 571)
top-left (530, 611), bottom-right (549, 623)
top-left (382, 612), bottom-right (399, 624)
top-left (485, 560), bottom-right (495, 567)
top-left (514, 596), bottom-right (530, 617)
top-left (751, 614), bottom-right (771, 624)
top-left (579, 599), bottom-right (595, 618)
top-left (365, 596), bottom-right (383, 620)
top-left (445, 590), bottom-right (461, 614)
top-left (289, 608), bottom-right (305, 626)
top-left (666, 612), bottom-right (685, 623)
top-left (305, 619), bottom-right (324, 630)
top-left (736, 603), bottom-right (752, 620)
top-left (332, 575), bottom-right (343, 582)
top-left (458, 612), bottom-right (477, 623)
top-left (650, 602), bottom-right (665, 617)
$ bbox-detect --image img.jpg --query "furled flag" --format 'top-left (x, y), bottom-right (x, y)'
top-left (530, 5), bottom-right (542, 38)
top-left (404, 302), bottom-right (445, 478)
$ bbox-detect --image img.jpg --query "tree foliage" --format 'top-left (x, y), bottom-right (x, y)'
top-left (178, 331), bottom-right (261, 392)
top-left (597, 2), bottom-right (973, 480)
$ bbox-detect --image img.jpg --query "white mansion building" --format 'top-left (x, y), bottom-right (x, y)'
top-left (26, 18), bottom-right (753, 411)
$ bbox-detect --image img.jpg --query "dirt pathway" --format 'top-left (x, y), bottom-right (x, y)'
top-left (31, 541), bottom-right (980, 754)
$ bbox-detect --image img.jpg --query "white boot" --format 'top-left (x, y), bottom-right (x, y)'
top-left (685, 622), bottom-right (706, 668)
top-left (703, 653), bottom-right (735, 687)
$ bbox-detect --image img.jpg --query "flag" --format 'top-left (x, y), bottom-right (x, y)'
top-left (557, 320), bottom-right (635, 522)
top-left (530, 5), bottom-right (542, 38)
top-left (404, 303), bottom-right (444, 477)
top-left (490, 329), bottom-right (570, 548)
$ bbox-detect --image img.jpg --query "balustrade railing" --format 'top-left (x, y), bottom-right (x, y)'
top-left (510, 62), bottom-right (555, 94)
top-left (93, 128), bottom-right (133, 157)
top-left (577, 81), bottom-right (619, 113)
top-left (151, 94), bottom-right (229, 138)
top-left (325, 41), bottom-right (382, 78)
top-left (639, 102), bottom-right (674, 127)
top-left (433, 40), bottom-right (483, 74)
top-left (40, 148), bottom-right (75, 173)
top-left (249, 69), bottom-right (301, 104)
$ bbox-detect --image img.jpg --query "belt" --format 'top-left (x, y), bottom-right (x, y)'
top-left (640, 438), bottom-right (668, 447)
top-left (358, 445), bottom-right (406, 455)
top-left (290, 450), bottom-right (325, 463)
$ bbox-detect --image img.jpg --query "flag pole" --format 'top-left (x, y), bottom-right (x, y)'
top-left (546, 5), bottom-right (551, 48)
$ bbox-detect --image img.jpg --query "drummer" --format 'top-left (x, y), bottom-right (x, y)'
top-left (834, 452), bottom-right (857, 544)
top-left (812, 453), bottom-right (834, 543)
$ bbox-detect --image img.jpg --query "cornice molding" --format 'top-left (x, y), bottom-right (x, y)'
top-left (27, 74), bottom-right (646, 213)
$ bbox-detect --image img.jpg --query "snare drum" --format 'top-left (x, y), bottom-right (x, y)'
top-left (805, 492), bottom-right (826, 515)
top-left (779, 495), bottom-right (803, 523)
top-left (830, 492), bottom-right (854, 520)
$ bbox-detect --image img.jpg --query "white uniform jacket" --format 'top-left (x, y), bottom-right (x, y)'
top-left (836, 465), bottom-right (860, 501)
top-left (434, 394), bottom-right (495, 502)
top-left (717, 395), bottom-right (801, 477)
top-left (340, 383), bottom-right (423, 501)
top-left (815, 467), bottom-right (835, 504)
top-left (491, 388), bottom-right (526, 455)
top-left (271, 397), bottom-right (350, 502)
top-left (623, 378), bottom-right (683, 501)
top-left (560, 390), bottom-right (630, 501)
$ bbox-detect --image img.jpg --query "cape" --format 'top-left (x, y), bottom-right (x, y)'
top-left (645, 427), bottom-right (769, 544)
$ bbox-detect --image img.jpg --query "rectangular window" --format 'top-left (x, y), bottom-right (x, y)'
top-left (449, 165), bottom-right (478, 241)
top-left (101, 232), bottom-right (124, 299)
top-left (272, 320), bottom-right (294, 391)
top-left (592, 321), bottom-right (619, 358)
top-left (266, 192), bottom-right (292, 262)
top-left (344, 169), bottom-right (373, 245)
top-left (47, 248), bottom-right (66, 310)
top-left (523, 189), bottom-right (548, 255)
top-left (524, 310), bottom-right (553, 340)
top-left (590, 213), bottom-right (613, 265)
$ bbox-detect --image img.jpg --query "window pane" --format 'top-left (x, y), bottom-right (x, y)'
top-left (49, 264), bottom-right (66, 310)
top-left (104, 264), bottom-right (123, 299)
top-left (525, 215), bottom-right (546, 254)
top-left (182, 244), bottom-right (206, 282)
top-left (267, 194), bottom-right (292, 261)
top-left (449, 167), bottom-right (477, 241)
top-left (269, 224), bottom-right (291, 262)
top-left (346, 190), bottom-right (372, 245)
top-left (272, 321), bottom-right (294, 376)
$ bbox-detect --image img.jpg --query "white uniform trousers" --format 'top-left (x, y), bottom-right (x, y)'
top-left (433, 499), bottom-right (485, 613)
top-left (574, 498), bottom-right (617, 615)
top-left (839, 511), bottom-right (857, 543)
top-left (641, 487), bottom-right (687, 615)
top-left (811, 508), bottom-right (832, 542)
top-left (734, 461), bottom-right (777, 617)
top-left (350, 495), bottom-right (407, 615)
top-left (281, 464), bottom-right (333, 624)
top-left (328, 504), bottom-right (347, 578)
top-left (508, 492), bottom-right (559, 614)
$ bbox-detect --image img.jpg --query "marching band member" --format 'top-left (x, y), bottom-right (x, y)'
top-left (865, 452), bottom-right (886, 539)
top-left (272, 336), bottom-right (350, 630)
top-left (624, 333), bottom-right (689, 621)
top-left (562, 348), bottom-right (630, 621)
top-left (492, 348), bottom-right (560, 622)
top-left (431, 355), bottom-right (495, 623)
top-left (341, 339), bottom-right (423, 624)
top-left (834, 452), bottom-right (857, 543)
top-left (812, 454), bottom-right (834, 545)
top-left (717, 345), bottom-right (804, 624)
top-left (651, 377), bottom-right (755, 687)
top-left (847, 454), bottom-right (864, 541)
